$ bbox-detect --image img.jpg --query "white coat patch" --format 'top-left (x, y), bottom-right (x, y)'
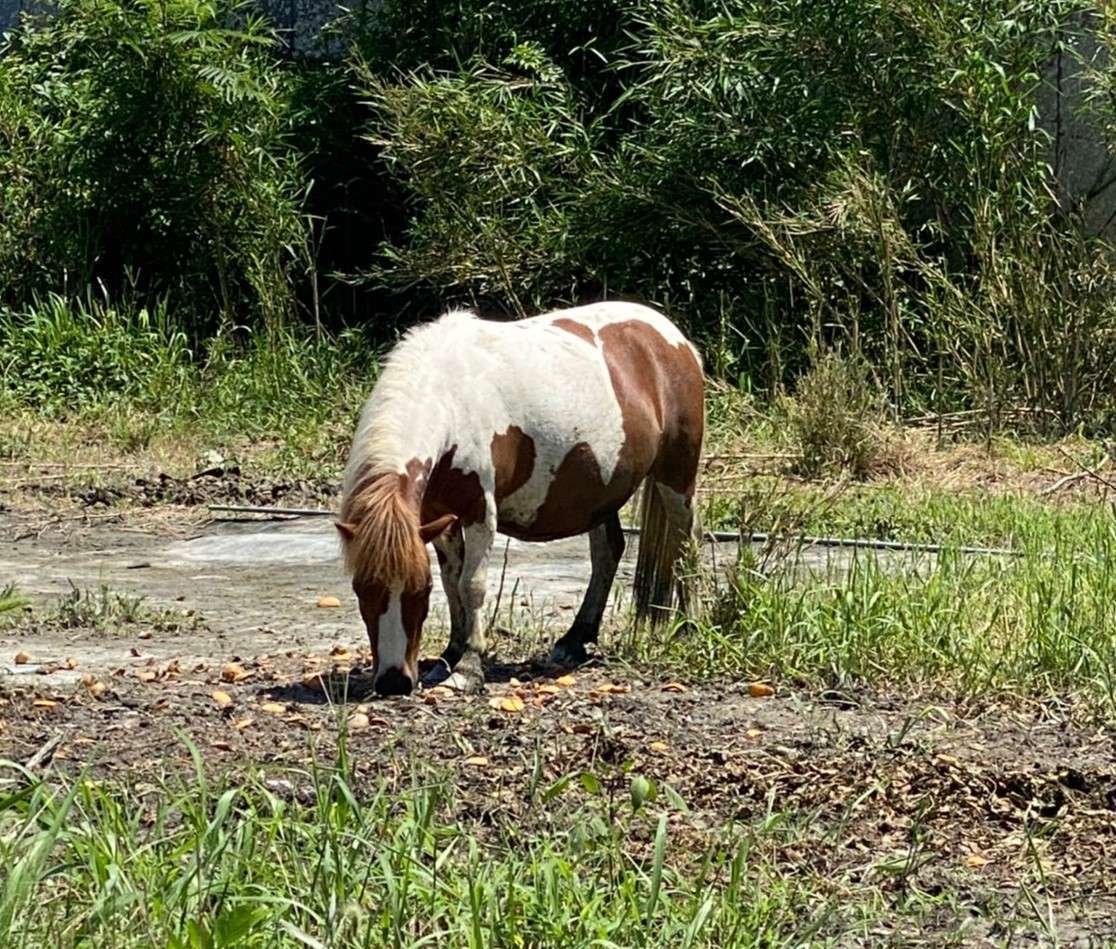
top-left (374, 590), bottom-right (408, 674)
top-left (342, 301), bottom-right (698, 533)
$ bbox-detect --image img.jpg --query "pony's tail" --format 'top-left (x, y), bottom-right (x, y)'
top-left (633, 479), bottom-right (692, 626)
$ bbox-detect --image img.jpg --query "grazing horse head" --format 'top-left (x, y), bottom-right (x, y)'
top-left (336, 473), bottom-right (456, 696)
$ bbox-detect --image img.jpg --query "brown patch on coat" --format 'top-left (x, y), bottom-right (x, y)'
top-left (522, 319), bottom-right (703, 540)
top-left (404, 456), bottom-right (433, 500)
top-left (521, 442), bottom-right (636, 540)
top-left (399, 587), bottom-right (431, 672)
top-left (552, 318), bottom-right (596, 346)
top-left (422, 446), bottom-right (486, 526)
top-left (599, 320), bottom-right (704, 497)
top-left (491, 425), bottom-right (536, 502)
top-left (353, 582), bottom-right (389, 663)
top-left (355, 583), bottom-right (429, 676)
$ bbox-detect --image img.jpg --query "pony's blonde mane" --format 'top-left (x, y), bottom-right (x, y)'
top-left (342, 308), bottom-right (476, 497)
top-left (339, 473), bottom-right (430, 592)
top-left (338, 308), bottom-right (477, 591)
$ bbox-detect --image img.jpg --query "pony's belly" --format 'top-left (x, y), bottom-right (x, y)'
top-left (496, 508), bottom-right (619, 543)
top-left (496, 440), bottom-right (641, 542)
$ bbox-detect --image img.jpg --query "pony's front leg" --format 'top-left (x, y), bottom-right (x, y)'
top-left (426, 528), bottom-right (466, 668)
top-left (423, 514), bottom-right (494, 693)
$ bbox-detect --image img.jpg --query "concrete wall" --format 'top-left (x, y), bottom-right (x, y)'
top-left (1038, 11), bottom-right (1116, 234)
top-left (0, 0), bottom-right (39, 33)
top-left (0, 0), bottom-right (377, 53)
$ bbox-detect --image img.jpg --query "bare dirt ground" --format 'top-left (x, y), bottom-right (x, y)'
top-left (2, 479), bottom-right (1116, 943)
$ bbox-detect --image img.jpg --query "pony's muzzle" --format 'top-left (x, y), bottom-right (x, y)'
top-left (374, 666), bottom-right (414, 697)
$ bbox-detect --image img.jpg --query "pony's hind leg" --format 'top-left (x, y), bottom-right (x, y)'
top-left (550, 512), bottom-right (626, 666)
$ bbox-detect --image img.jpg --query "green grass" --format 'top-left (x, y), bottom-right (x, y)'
top-left (0, 295), bottom-right (380, 477)
top-left (702, 479), bottom-right (1105, 547)
top-left (23, 583), bottom-right (205, 636)
top-left (0, 746), bottom-right (860, 948)
top-left (630, 496), bottom-right (1116, 716)
top-left (0, 584), bottom-right (29, 616)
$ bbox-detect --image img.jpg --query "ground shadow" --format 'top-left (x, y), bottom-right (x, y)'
top-left (260, 668), bottom-right (378, 705)
top-left (482, 653), bottom-right (604, 684)
top-left (258, 653), bottom-right (605, 705)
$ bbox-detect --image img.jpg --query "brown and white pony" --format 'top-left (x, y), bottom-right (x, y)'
top-left (336, 301), bottom-right (704, 696)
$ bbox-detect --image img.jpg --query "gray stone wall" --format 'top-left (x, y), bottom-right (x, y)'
top-left (0, 0), bottom-right (44, 34)
top-left (258, 0), bottom-right (381, 55)
top-left (0, 0), bottom-right (372, 53)
top-left (1039, 12), bottom-right (1116, 234)
top-left (0, 0), bottom-right (21, 31)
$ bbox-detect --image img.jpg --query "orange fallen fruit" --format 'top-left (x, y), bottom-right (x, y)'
top-left (488, 695), bottom-right (525, 713)
top-left (221, 662), bottom-right (250, 683)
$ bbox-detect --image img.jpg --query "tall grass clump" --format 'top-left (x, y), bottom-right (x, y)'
top-left (198, 325), bottom-right (377, 436)
top-left (628, 499), bottom-right (1116, 716)
top-left (782, 352), bottom-right (897, 479)
top-left (0, 295), bottom-right (193, 411)
top-left (0, 0), bottom-right (307, 330)
top-left (0, 754), bottom-right (838, 947)
top-left (0, 293), bottom-right (378, 450)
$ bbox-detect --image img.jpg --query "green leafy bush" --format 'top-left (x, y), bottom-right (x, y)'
top-left (0, 0), bottom-right (307, 329)
top-left (360, 0), bottom-right (1116, 429)
top-left (361, 52), bottom-right (598, 313)
top-left (0, 294), bottom-right (192, 410)
top-left (2, 0), bottom-right (1116, 435)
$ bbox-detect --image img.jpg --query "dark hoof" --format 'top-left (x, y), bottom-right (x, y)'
top-left (421, 652), bottom-right (485, 694)
top-left (419, 657), bottom-right (453, 688)
top-left (549, 639), bottom-right (590, 667)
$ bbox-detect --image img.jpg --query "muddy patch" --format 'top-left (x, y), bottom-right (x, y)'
top-left (20, 468), bottom-right (338, 511)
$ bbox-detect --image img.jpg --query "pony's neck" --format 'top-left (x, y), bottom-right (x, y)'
top-left (343, 394), bottom-right (451, 509)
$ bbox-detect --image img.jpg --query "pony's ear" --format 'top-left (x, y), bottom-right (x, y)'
top-left (334, 521), bottom-right (358, 541)
top-left (419, 514), bottom-right (458, 544)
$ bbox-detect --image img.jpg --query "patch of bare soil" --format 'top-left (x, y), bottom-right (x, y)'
top-left (2, 651), bottom-right (1114, 943)
top-left (16, 466), bottom-right (336, 512)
